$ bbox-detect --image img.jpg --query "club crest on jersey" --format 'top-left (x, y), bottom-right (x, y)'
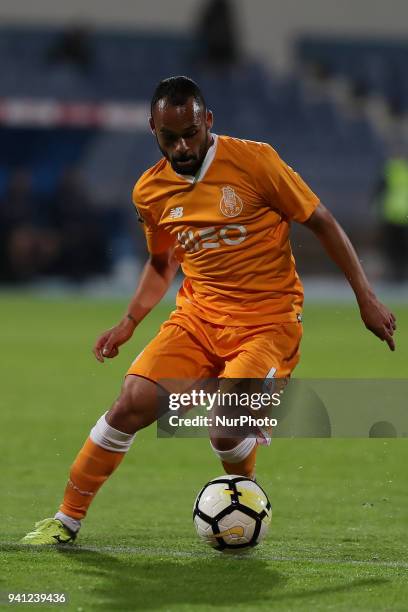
top-left (220, 186), bottom-right (243, 218)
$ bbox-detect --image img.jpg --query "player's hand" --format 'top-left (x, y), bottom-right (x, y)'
top-left (93, 317), bottom-right (137, 363)
top-left (359, 295), bottom-right (396, 351)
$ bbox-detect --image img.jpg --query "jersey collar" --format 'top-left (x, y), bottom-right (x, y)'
top-left (173, 133), bottom-right (218, 184)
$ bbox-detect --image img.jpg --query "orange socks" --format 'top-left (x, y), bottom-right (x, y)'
top-left (58, 413), bottom-right (136, 525)
top-left (58, 421), bottom-right (258, 533)
top-left (59, 437), bottom-right (125, 520)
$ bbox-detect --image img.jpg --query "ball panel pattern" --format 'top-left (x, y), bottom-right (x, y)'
top-left (193, 475), bottom-right (271, 550)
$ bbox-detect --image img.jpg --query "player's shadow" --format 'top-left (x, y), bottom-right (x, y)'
top-left (57, 547), bottom-right (391, 609)
top-left (2, 545), bottom-right (391, 608)
top-left (57, 547), bottom-right (285, 610)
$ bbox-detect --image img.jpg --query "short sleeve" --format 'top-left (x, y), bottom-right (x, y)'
top-left (132, 186), bottom-right (175, 255)
top-left (256, 143), bottom-right (320, 222)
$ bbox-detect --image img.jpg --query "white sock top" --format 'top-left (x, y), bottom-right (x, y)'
top-left (90, 412), bottom-right (136, 452)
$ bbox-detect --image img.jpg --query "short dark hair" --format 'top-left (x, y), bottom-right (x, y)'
top-left (150, 76), bottom-right (206, 116)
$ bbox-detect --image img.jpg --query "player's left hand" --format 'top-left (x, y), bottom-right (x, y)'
top-left (359, 295), bottom-right (396, 351)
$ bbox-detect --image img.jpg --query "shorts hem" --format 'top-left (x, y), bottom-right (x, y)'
top-left (125, 372), bottom-right (169, 394)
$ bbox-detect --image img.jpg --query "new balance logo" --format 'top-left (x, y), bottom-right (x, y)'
top-left (169, 207), bottom-right (184, 219)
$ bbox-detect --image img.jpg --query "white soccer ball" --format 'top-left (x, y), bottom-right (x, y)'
top-left (193, 475), bottom-right (272, 551)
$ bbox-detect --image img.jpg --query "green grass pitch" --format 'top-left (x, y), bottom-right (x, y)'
top-left (1, 295), bottom-right (407, 611)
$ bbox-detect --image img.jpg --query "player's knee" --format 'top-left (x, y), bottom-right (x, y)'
top-left (107, 376), bottom-right (159, 432)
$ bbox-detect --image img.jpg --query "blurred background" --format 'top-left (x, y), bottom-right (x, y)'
top-left (1, 0), bottom-right (408, 298)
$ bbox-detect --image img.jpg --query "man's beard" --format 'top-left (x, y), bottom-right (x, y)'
top-left (171, 155), bottom-right (202, 176)
top-left (160, 132), bottom-right (210, 176)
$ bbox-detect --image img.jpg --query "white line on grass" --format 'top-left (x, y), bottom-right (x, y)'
top-left (64, 545), bottom-right (408, 568)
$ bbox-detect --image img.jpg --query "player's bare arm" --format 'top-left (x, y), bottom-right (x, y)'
top-left (303, 202), bottom-right (396, 351)
top-left (93, 248), bottom-right (179, 362)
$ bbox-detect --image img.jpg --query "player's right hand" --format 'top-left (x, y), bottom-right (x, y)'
top-left (93, 317), bottom-right (136, 363)
top-left (359, 295), bottom-right (397, 351)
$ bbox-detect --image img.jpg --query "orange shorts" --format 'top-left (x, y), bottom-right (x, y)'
top-left (127, 310), bottom-right (302, 387)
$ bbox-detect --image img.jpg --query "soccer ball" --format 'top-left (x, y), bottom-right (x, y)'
top-left (193, 475), bottom-right (272, 551)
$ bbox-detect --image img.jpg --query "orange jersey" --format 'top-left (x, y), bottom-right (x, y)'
top-left (133, 134), bottom-right (319, 325)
